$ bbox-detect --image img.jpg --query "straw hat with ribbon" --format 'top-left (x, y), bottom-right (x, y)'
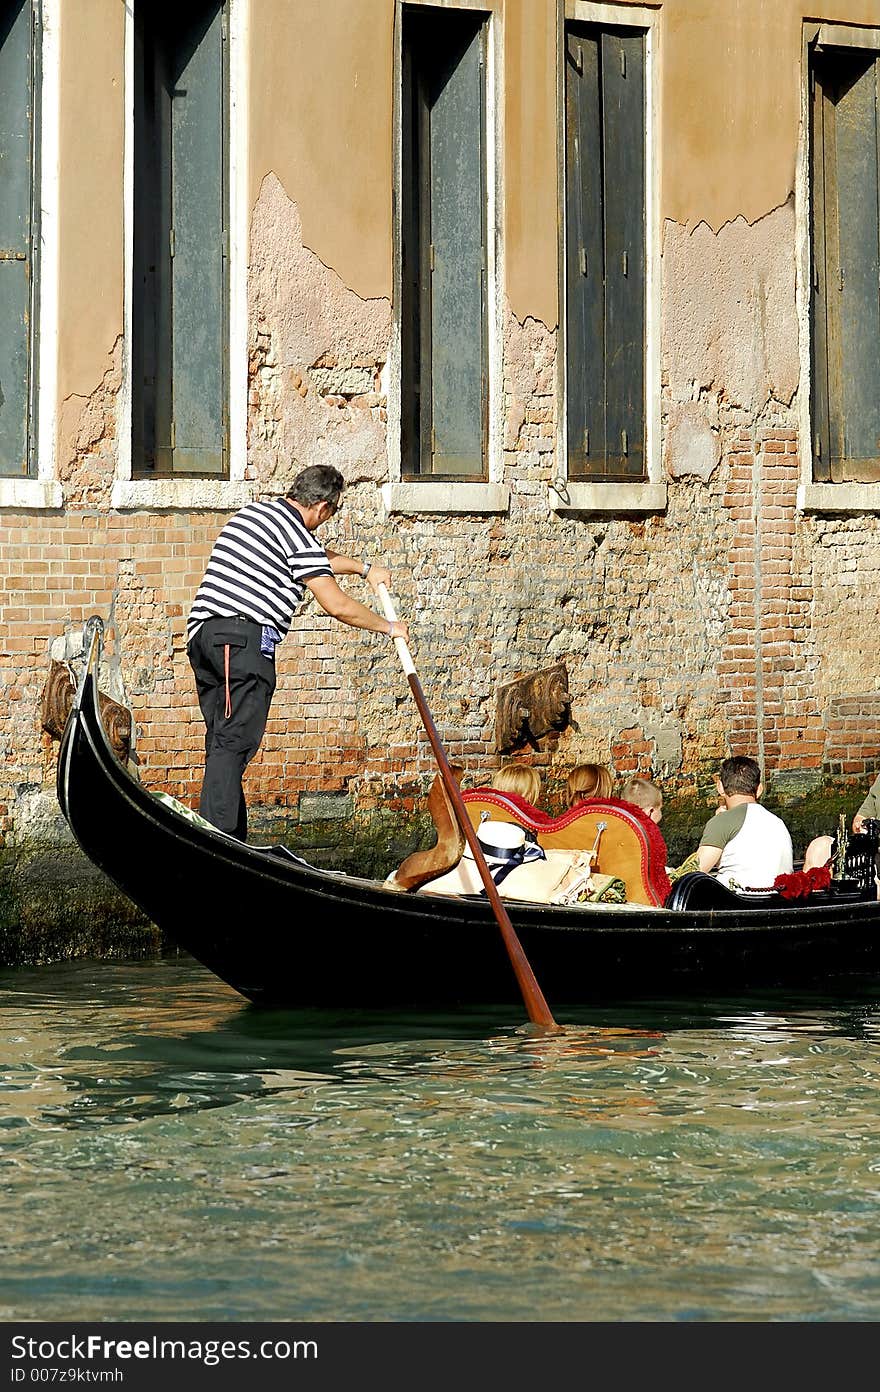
top-left (420, 821), bottom-right (532, 897)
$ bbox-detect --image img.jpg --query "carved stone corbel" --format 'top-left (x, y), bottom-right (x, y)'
top-left (495, 663), bottom-right (571, 753)
top-left (40, 659), bottom-right (135, 765)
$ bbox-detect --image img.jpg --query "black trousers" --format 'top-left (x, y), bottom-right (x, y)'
top-left (187, 617), bottom-right (277, 840)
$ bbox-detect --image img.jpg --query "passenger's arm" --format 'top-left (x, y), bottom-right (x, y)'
top-left (854, 772), bottom-right (880, 832)
top-left (696, 844), bottom-right (722, 874)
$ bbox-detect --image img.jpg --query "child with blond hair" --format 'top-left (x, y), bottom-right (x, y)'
top-left (620, 776), bottom-right (664, 824)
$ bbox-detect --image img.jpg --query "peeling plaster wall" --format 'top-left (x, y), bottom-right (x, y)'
top-left (248, 0), bottom-right (393, 300)
top-left (247, 0), bottom-right (560, 326)
top-left (247, 176), bottom-right (391, 488)
top-left (504, 0), bottom-right (558, 329)
top-left (662, 205), bottom-right (801, 415)
top-left (663, 0), bottom-right (880, 231)
top-left (812, 522), bottom-right (880, 703)
top-left (57, 0), bottom-right (125, 425)
top-left (235, 0), bottom-right (880, 847)
top-left (246, 3), bottom-right (880, 326)
top-left (57, 339), bottom-right (123, 509)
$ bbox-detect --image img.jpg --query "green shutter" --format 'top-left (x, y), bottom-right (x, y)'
top-left (811, 47), bottom-right (880, 484)
top-left (399, 36), bottom-right (421, 475)
top-left (401, 8), bottom-right (487, 478)
top-left (565, 30), bottom-right (604, 474)
top-left (428, 20), bottom-right (486, 476)
top-left (810, 61), bottom-right (832, 482)
top-left (168, 5), bottom-right (226, 474)
top-left (133, 2), bottom-right (227, 478)
top-left (602, 29), bottom-right (645, 479)
top-left (0, 0), bottom-right (38, 478)
top-left (565, 22), bottom-right (646, 481)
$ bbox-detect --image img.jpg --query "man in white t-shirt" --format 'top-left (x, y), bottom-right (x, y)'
top-left (696, 756), bottom-right (793, 891)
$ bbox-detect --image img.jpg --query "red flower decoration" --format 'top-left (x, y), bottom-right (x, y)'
top-left (773, 865), bottom-right (832, 900)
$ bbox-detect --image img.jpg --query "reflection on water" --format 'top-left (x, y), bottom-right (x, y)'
top-left (2, 955), bottom-right (880, 1321)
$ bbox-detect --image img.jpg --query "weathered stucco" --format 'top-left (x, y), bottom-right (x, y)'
top-left (661, 201), bottom-right (802, 498)
top-left (57, 0), bottom-right (125, 407)
top-left (662, 0), bottom-right (880, 230)
top-left (52, 1), bottom-right (880, 410)
top-left (662, 204), bottom-right (801, 411)
top-left (504, 0), bottom-right (558, 329)
top-left (247, 176), bottom-right (392, 488)
top-left (812, 519), bottom-right (880, 702)
top-left (248, 0), bottom-right (393, 300)
top-left (57, 338), bottom-right (122, 508)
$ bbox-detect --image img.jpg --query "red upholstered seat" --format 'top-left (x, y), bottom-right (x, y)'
top-left (461, 788), bottom-right (672, 907)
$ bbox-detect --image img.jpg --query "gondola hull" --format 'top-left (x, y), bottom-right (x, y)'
top-left (57, 627), bottom-right (880, 1010)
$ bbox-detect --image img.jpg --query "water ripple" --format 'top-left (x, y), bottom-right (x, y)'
top-left (1, 957), bottom-right (880, 1320)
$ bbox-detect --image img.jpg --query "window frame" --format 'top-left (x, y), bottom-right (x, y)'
top-left (385, 0), bottom-right (508, 517)
top-left (553, 0), bottom-right (663, 517)
top-left (0, 0), bottom-right (61, 510)
top-left (114, 0), bottom-right (250, 511)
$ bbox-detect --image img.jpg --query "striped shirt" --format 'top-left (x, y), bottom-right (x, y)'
top-left (187, 498), bottom-right (333, 642)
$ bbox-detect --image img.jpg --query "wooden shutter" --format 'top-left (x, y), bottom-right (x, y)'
top-left (0, 0), bottom-right (38, 478)
top-left (133, 2), bottom-right (227, 478)
top-left (401, 9), bottom-right (487, 478)
top-left (565, 23), bottom-right (646, 481)
top-left (400, 34), bottom-right (420, 476)
top-left (811, 48), bottom-right (880, 483)
top-left (132, 10), bottom-right (169, 477)
top-left (168, 5), bottom-right (227, 475)
top-left (565, 30), bottom-right (604, 475)
top-left (602, 30), bottom-right (645, 478)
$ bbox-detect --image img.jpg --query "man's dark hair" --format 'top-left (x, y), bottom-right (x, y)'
top-left (719, 755), bottom-right (761, 797)
top-left (286, 465), bottom-right (344, 510)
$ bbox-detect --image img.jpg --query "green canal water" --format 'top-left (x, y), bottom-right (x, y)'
top-left (1, 954), bottom-right (880, 1323)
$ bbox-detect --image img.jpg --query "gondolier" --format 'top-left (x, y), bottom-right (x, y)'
top-left (186, 465), bottom-right (409, 840)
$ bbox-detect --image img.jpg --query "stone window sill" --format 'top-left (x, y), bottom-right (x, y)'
top-left (549, 481), bottom-right (667, 514)
top-left (0, 479), bottom-right (63, 510)
top-left (111, 479), bottom-right (254, 511)
top-left (797, 483), bottom-right (880, 514)
top-left (381, 482), bottom-right (510, 514)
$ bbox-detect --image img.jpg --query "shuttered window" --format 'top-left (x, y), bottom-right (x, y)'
top-left (0, 0), bottom-right (40, 478)
top-left (401, 5), bottom-right (488, 479)
top-left (133, 1), bottom-right (228, 478)
top-left (811, 45), bottom-right (880, 483)
top-left (564, 22), bottom-right (646, 481)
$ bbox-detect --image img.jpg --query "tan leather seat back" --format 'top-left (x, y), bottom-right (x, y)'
top-left (461, 790), bottom-right (671, 907)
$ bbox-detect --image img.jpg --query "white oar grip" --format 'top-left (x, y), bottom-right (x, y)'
top-left (377, 583), bottom-right (415, 676)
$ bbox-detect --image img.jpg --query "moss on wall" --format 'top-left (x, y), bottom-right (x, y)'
top-left (0, 845), bottom-right (159, 968)
top-left (661, 779), bottom-right (868, 868)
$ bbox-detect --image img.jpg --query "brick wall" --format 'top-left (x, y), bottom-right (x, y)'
top-left (721, 426), bottom-right (826, 774)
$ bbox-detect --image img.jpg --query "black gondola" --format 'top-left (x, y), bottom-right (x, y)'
top-left (56, 618), bottom-right (880, 1011)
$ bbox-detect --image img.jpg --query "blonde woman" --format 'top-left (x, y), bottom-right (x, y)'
top-left (490, 763), bottom-right (543, 807)
top-left (566, 762), bottom-right (614, 807)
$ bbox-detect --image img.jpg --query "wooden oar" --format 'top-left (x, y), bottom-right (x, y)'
top-left (377, 583), bottom-right (558, 1030)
